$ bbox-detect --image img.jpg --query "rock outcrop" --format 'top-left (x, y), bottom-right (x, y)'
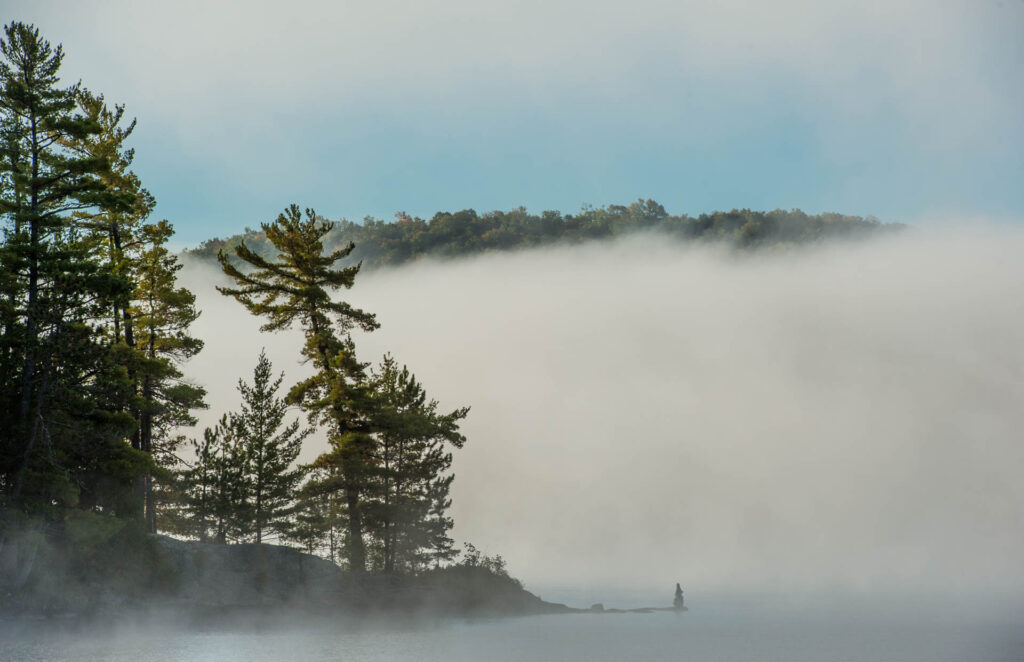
top-left (154, 537), bottom-right (348, 609)
top-left (2, 533), bottom-right (574, 621)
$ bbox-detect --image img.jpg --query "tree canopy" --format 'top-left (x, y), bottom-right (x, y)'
top-left (191, 201), bottom-right (904, 270)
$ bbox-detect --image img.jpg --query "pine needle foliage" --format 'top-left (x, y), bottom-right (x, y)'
top-left (0, 22), bottom-right (142, 515)
top-left (217, 204), bottom-right (378, 571)
top-left (366, 355), bottom-right (468, 573)
top-left (232, 349), bottom-right (307, 543)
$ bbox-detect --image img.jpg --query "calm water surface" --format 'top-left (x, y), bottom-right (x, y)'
top-left (3, 596), bottom-right (1021, 661)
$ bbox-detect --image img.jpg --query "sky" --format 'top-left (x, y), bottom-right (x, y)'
top-left (4, 0), bottom-right (1023, 245)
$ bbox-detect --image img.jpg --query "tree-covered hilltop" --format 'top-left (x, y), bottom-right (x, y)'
top-left (188, 201), bottom-right (905, 268)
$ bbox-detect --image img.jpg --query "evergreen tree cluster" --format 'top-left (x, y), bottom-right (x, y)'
top-left (191, 200), bottom-right (905, 269)
top-left (215, 205), bottom-right (469, 572)
top-left (0, 22), bottom-right (470, 579)
top-left (165, 351), bottom-right (306, 545)
top-left (0, 22), bottom-right (205, 543)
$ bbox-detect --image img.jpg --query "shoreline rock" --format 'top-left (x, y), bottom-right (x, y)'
top-left (1, 534), bottom-right (573, 623)
top-left (2, 534), bottom-right (684, 625)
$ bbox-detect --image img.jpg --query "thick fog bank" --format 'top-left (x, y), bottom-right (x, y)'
top-left (179, 228), bottom-right (1024, 597)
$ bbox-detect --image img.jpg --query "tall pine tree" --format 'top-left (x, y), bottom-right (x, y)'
top-left (0, 22), bottom-right (142, 516)
top-left (62, 89), bottom-right (206, 532)
top-left (132, 220), bottom-right (205, 532)
top-left (217, 204), bottom-right (378, 571)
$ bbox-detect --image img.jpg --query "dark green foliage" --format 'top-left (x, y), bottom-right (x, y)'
top-left (0, 22), bottom-right (204, 533)
top-left (0, 21), bottom-right (142, 515)
top-left (231, 350), bottom-right (307, 543)
top-left (49, 82), bottom-right (205, 533)
top-left (217, 209), bottom-right (472, 576)
top-left (454, 542), bottom-right (517, 582)
top-left (191, 200), bottom-right (905, 268)
top-left (173, 418), bottom-right (249, 543)
top-left (284, 467), bottom-right (344, 559)
top-left (217, 204), bottom-right (379, 571)
top-left (132, 220), bottom-right (206, 532)
top-left (174, 424), bottom-right (223, 542)
top-left (0, 21), bottom-right (492, 602)
top-left (168, 353), bottom-right (306, 545)
top-left (364, 355), bottom-right (467, 573)
top-left (277, 358), bottom-right (469, 573)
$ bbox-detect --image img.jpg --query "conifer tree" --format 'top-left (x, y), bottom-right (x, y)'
top-left (210, 420), bottom-right (249, 544)
top-left (218, 204), bottom-right (378, 571)
top-left (177, 417), bottom-right (248, 543)
top-left (366, 355), bottom-right (467, 573)
top-left (286, 487), bottom-right (329, 555)
top-left (232, 350), bottom-right (307, 543)
top-left (61, 89), bottom-right (206, 531)
top-left (65, 89), bottom-right (154, 345)
top-left (179, 425), bottom-right (221, 542)
top-left (0, 22), bottom-right (142, 513)
top-left (285, 467), bottom-right (342, 557)
top-left (0, 22), bottom-right (204, 549)
top-left (132, 220), bottom-right (205, 532)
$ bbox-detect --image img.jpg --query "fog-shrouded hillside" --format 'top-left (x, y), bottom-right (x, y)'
top-left (186, 201), bottom-right (903, 268)
top-left (181, 223), bottom-right (1023, 600)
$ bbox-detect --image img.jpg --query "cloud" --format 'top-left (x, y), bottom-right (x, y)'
top-left (12, 1), bottom-right (1019, 136)
top-left (7, 1), bottom-right (1021, 241)
top-left (179, 227), bottom-right (1024, 597)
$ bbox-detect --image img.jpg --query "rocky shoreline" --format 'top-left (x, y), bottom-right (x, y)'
top-left (0, 535), bottom-right (574, 623)
top-left (2, 535), bottom-right (686, 625)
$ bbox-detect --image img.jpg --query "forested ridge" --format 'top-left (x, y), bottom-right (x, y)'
top-left (189, 202), bottom-right (904, 270)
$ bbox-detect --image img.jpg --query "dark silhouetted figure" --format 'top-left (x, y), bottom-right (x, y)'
top-left (674, 583), bottom-right (685, 609)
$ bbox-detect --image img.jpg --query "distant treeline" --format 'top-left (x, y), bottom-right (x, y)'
top-left (188, 201), bottom-right (905, 268)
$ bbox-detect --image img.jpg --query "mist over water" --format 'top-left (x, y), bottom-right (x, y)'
top-left (179, 227), bottom-right (1024, 601)
top-left (3, 605), bottom-right (1022, 662)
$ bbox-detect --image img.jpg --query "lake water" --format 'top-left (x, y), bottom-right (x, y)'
top-left (2, 594), bottom-right (1021, 661)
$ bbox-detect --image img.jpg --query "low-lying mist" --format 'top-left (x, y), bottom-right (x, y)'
top-left (178, 227), bottom-right (1024, 599)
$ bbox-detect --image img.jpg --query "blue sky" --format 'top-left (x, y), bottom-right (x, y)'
top-left (6, 0), bottom-right (1023, 245)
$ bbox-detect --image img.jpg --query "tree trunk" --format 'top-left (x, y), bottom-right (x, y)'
top-left (12, 119), bottom-right (41, 503)
top-left (255, 482), bottom-right (262, 544)
top-left (345, 485), bottom-right (365, 573)
top-left (383, 437), bottom-right (393, 574)
top-left (141, 373), bottom-right (154, 532)
top-left (311, 327), bottom-right (368, 573)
